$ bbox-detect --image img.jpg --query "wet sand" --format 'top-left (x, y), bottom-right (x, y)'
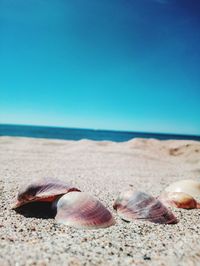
top-left (0, 136), bottom-right (200, 266)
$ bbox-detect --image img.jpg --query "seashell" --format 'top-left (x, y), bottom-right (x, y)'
top-left (164, 179), bottom-right (200, 198)
top-left (113, 190), bottom-right (178, 224)
top-left (54, 192), bottom-right (115, 229)
top-left (12, 177), bottom-right (80, 209)
top-left (159, 191), bottom-right (200, 209)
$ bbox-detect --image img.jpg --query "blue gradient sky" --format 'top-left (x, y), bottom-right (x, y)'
top-left (0, 0), bottom-right (200, 134)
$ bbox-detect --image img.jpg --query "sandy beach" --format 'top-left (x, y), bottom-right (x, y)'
top-left (0, 136), bottom-right (200, 266)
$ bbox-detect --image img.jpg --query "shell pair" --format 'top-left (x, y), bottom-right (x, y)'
top-left (12, 178), bottom-right (115, 229)
top-left (159, 179), bottom-right (200, 209)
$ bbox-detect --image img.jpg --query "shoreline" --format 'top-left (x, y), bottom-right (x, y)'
top-left (1, 124), bottom-right (200, 142)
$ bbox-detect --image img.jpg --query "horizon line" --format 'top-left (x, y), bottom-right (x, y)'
top-left (1, 122), bottom-right (200, 138)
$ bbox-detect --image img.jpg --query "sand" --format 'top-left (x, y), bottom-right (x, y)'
top-left (0, 136), bottom-right (200, 266)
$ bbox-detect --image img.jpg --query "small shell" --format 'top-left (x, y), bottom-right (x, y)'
top-left (159, 191), bottom-right (200, 209)
top-left (165, 179), bottom-right (200, 198)
top-left (12, 177), bottom-right (80, 209)
top-left (113, 190), bottom-right (178, 224)
top-left (54, 192), bottom-right (115, 229)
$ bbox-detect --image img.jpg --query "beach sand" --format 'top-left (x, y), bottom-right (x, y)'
top-left (0, 136), bottom-right (200, 266)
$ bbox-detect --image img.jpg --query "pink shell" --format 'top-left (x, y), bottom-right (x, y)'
top-left (12, 177), bottom-right (80, 209)
top-left (54, 192), bottom-right (115, 229)
top-left (113, 190), bottom-right (178, 224)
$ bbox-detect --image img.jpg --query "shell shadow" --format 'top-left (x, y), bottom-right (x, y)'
top-left (15, 201), bottom-right (57, 219)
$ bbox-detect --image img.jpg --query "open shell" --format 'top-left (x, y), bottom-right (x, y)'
top-left (54, 192), bottom-right (115, 229)
top-left (164, 179), bottom-right (200, 198)
top-left (12, 177), bottom-right (80, 209)
top-left (159, 191), bottom-right (200, 209)
top-left (113, 190), bottom-right (178, 224)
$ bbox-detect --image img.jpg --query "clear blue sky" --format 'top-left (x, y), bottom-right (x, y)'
top-left (0, 0), bottom-right (200, 134)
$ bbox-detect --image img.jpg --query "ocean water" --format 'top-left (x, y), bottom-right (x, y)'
top-left (0, 124), bottom-right (199, 142)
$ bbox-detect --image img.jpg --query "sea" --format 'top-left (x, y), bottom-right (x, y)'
top-left (0, 124), bottom-right (199, 142)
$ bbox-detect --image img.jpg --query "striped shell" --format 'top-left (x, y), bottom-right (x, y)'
top-left (12, 177), bottom-right (80, 209)
top-left (54, 192), bottom-right (115, 229)
top-left (113, 190), bottom-right (178, 224)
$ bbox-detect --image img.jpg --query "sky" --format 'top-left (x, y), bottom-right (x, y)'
top-left (0, 0), bottom-right (200, 135)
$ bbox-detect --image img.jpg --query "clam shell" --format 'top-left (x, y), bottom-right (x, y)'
top-left (164, 179), bottom-right (200, 198)
top-left (54, 192), bottom-right (115, 229)
top-left (12, 177), bottom-right (80, 209)
top-left (113, 190), bottom-right (178, 224)
top-left (159, 191), bottom-right (200, 209)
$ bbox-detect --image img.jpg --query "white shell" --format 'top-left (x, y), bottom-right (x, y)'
top-left (159, 191), bottom-right (199, 209)
top-left (165, 179), bottom-right (200, 198)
